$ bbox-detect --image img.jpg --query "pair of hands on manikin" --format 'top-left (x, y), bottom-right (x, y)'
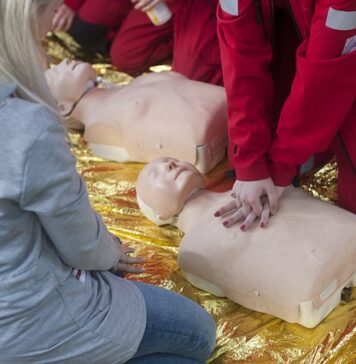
top-left (215, 178), bottom-right (286, 230)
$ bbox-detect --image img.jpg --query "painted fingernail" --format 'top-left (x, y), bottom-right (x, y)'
top-left (240, 224), bottom-right (246, 231)
top-left (260, 223), bottom-right (265, 228)
top-left (223, 221), bottom-right (229, 227)
top-left (214, 212), bottom-right (221, 217)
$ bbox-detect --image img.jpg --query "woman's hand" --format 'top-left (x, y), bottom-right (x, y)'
top-left (233, 178), bottom-right (279, 216)
top-left (131, 0), bottom-right (166, 12)
top-left (111, 243), bottom-right (146, 274)
top-left (214, 179), bottom-right (286, 230)
top-left (214, 195), bottom-right (271, 230)
top-left (52, 4), bottom-right (75, 33)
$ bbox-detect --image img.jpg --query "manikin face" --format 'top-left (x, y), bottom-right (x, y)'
top-left (45, 59), bottom-right (96, 107)
top-left (136, 158), bottom-right (205, 220)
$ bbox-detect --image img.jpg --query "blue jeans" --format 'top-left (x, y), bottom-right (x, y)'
top-left (126, 281), bottom-right (216, 363)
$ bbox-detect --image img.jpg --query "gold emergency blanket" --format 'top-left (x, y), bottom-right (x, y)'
top-left (46, 33), bottom-right (356, 363)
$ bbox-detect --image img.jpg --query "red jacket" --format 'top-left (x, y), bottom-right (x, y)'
top-left (218, 0), bottom-right (356, 185)
top-left (64, 0), bottom-right (85, 12)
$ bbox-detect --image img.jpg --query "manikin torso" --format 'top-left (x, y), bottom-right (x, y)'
top-left (72, 72), bottom-right (227, 173)
top-left (176, 187), bottom-right (356, 328)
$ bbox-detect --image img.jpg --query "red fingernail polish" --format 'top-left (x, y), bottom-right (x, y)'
top-left (214, 212), bottom-right (220, 217)
top-left (240, 225), bottom-right (245, 231)
top-left (260, 223), bottom-right (264, 228)
top-left (223, 221), bottom-right (228, 227)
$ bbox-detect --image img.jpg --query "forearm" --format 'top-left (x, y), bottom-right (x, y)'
top-left (217, 1), bottom-right (274, 180)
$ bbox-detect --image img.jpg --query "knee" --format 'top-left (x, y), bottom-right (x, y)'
top-left (192, 309), bottom-right (217, 360)
top-left (110, 43), bottom-right (145, 75)
top-left (203, 312), bottom-right (217, 357)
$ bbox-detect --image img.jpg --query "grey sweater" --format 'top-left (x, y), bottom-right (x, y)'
top-left (0, 84), bottom-right (146, 363)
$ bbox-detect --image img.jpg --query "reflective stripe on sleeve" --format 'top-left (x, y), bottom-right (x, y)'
top-left (220, 0), bottom-right (239, 16)
top-left (326, 8), bottom-right (356, 31)
top-left (342, 35), bottom-right (356, 55)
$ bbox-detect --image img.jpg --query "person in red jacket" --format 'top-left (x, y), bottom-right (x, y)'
top-left (52, 0), bottom-right (223, 85)
top-left (215, 0), bottom-right (356, 229)
top-left (52, 0), bottom-right (173, 75)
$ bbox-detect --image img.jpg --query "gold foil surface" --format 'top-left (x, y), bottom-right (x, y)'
top-left (47, 34), bottom-right (356, 363)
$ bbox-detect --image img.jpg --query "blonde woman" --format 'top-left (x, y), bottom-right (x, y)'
top-left (0, 1), bottom-right (215, 363)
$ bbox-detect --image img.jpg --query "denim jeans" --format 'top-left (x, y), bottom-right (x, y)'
top-left (126, 281), bottom-right (216, 363)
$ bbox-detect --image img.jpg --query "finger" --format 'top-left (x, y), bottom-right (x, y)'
top-left (214, 200), bottom-right (240, 217)
top-left (115, 263), bottom-right (145, 274)
top-left (142, 0), bottom-right (162, 12)
top-left (52, 15), bottom-right (62, 32)
top-left (266, 188), bottom-right (278, 215)
top-left (122, 246), bottom-right (135, 254)
top-left (241, 203), bottom-right (252, 217)
top-left (222, 208), bottom-right (245, 228)
top-left (64, 17), bottom-right (73, 32)
top-left (260, 201), bottom-right (270, 228)
top-left (133, 0), bottom-right (149, 10)
top-left (240, 211), bottom-right (257, 231)
top-left (57, 18), bottom-right (67, 32)
top-left (120, 255), bottom-right (146, 264)
top-left (249, 198), bottom-right (263, 216)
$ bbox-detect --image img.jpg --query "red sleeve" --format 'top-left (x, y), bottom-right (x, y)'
top-left (64, 0), bottom-right (86, 12)
top-left (270, 42), bottom-right (356, 186)
top-left (217, 2), bottom-right (274, 181)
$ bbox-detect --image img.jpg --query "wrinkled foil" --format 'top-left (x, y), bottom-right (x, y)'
top-left (47, 33), bottom-right (356, 363)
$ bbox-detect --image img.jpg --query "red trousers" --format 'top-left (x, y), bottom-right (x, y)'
top-left (65, 0), bottom-right (222, 85)
top-left (218, 0), bottom-right (356, 212)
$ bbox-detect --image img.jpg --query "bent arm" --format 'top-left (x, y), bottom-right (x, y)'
top-left (217, 1), bottom-right (274, 180)
top-left (270, 2), bottom-right (356, 185)
top-left (20, 120), bottom-right (120, 271)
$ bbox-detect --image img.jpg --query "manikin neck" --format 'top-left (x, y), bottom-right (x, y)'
top-left (177, 189), bottom-right (230, 233)
top-left (62, 79), bottom-right (98, 118)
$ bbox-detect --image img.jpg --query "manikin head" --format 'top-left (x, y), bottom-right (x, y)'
top-left (45, 59), bottom-right (96, 115)
top-left (136, 158), bottom-right (205, 225)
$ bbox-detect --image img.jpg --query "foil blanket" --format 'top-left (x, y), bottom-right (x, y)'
top-left (45, 33), bottom-right (356, 363)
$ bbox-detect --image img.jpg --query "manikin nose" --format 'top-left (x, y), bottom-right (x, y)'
top-left (167, 159), bottom-right (177, 171)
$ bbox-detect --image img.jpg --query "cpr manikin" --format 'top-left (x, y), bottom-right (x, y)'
top-left (46, 60), bottom-right (227, 173)
top-left (136, 157), bottom-right (356, 328)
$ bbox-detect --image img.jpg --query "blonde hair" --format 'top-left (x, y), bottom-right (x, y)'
top-left (0, 0), bottom-right (56, 108)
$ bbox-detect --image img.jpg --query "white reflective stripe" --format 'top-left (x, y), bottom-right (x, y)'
top-left (342, 35), bottom-right (356, 55)
top-left (220, 0), bottom-right (238, 16)
top-left (326, 7), bottom-right (356, 31)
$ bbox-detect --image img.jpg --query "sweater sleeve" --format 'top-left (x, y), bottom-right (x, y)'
top-left (20, 119), bottom-right (121, 271)
top-left (217, 2), bottom-right (274, 180)
top-left (64, 0), bottom-right (86, 12)
top-left (269, 41), bottom-right (356, 186)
